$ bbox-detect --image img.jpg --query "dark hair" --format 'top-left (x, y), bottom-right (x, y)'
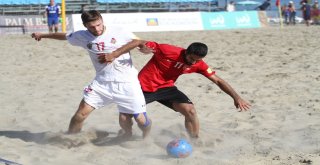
top-left (81, 10), bottom-right (102, 24)
top-left (186, 42), bottom-right (208, 57)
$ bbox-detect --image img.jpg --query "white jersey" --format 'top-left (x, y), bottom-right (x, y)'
top-left (66, 26), bottom-right (138, 83)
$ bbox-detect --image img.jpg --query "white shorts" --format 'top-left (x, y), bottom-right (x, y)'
top-left (83, 80), bottom-right (146, 114)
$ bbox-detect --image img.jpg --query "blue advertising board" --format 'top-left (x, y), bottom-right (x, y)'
top-left (201, 11), bottom-right (261, 30)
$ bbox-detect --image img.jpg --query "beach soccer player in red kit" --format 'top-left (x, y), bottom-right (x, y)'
top-left (98, 40), bottom-right (251, 138)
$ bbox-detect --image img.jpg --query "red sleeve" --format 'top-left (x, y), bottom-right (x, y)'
top-left (198, 61), bottom-right (215, 77)
top-left (145, 41), bottom-right (183, 59)
top-left (145, 41), bottom-right (159, 53)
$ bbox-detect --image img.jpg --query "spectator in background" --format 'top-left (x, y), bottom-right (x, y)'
top-left (288, 1), bottom-right (296, 25)
top-left (226, 1), bottom-right (235, 12)
top-left (44, 0), bottom-right (61, 33)
top-left (282, 5), bottom-right (290, 24)
top-left (301, 1), bottom-right (312, 26)
top-left (256, 0), bottom-right (271, 11)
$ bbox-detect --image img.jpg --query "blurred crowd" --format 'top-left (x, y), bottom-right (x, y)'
top-left (281, 0), bottom-right (320, 26)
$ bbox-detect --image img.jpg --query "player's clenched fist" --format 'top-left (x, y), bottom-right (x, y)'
top-left (31, 33), bottom-right (42, 41)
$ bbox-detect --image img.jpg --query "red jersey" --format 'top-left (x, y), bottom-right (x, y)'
top-left (138, 41), bottom-right (215, 92)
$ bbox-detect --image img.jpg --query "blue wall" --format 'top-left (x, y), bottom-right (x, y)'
top-left (201, 11), bottom-right (261, 30)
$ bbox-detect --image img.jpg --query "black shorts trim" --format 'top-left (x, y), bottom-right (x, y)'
top-left (143, 86), bottom-right (193, 110)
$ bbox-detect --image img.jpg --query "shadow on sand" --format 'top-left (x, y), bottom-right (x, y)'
top-left (0, 130), bottom-right (139, 148)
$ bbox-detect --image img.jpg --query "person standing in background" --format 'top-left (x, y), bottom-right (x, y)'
top-left (301, 0), bottom-right (312, 26)
top-left (288, 1), bottom-right (296, 25)
top-left (281, 5), bottom-right (290, 24)
top-left (44, 0), bottom-right (61, 33)
top-left (226, 1), bottom-right (235, 12)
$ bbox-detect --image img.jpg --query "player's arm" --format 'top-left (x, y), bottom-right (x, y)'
top-left (43, 8), bottom-right (48, 23)
top-left (58, 5), bottom-right (62, 17)
top-left (98, 39), bottom-right (153, 63)
top-left (58, 5), bottom-right (61, 15)
top-left (207, 74), bottom-right (251, 111)
top-left (114, 39), bottom-right (149, 56)
top-left (44, 8), bottom-right (47, 18)
top-left (31, 32), bottom-right (67, 41)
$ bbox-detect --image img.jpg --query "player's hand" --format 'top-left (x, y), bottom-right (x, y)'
top-left (137, 45), bottom-right (154, 54)
top-left (98, 53), bottom-right (115, 64)
top-left (234, 98), bottom-right (251, 112)
top-left (31, 33), bottom-right (42, 41)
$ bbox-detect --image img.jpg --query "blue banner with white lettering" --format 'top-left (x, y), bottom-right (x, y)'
top-left (201, 11), bottom-right (261, 30)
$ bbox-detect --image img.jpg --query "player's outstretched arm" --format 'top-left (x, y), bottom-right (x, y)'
top-left (31, 32), bottom-right (67, 41)
top-left (208, 74), bottom-right (251, 111)
top-left (98, 39), bottom-right (153, 64)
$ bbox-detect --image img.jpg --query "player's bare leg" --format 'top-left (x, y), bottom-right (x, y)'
top-left (54, 24), bottom-right (58, 33)
top-left (133, 112), bottom-right (152, 139)
top-left (118, 113), bottom-right (133, 138)
top-left (68, 99), bottom-right (94, 134)
top-left (173, 103), bottom-right (199, 138)
top-left (48, 26), bottom-right (53, 33)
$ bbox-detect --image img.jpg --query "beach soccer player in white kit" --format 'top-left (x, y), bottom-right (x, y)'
top-left (31, 10), bottom-right (151, 138)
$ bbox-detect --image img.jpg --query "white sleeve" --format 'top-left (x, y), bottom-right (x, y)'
top-left (66, 31), bottom-right (87, 49)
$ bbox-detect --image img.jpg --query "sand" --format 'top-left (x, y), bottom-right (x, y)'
top-left (0, 26), bottom-right (319, 165)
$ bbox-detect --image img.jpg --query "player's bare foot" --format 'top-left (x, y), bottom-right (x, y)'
top-left (117, 129), bottom-right (133, 140)
top-left (142, 119), bottom-right (152, 139)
